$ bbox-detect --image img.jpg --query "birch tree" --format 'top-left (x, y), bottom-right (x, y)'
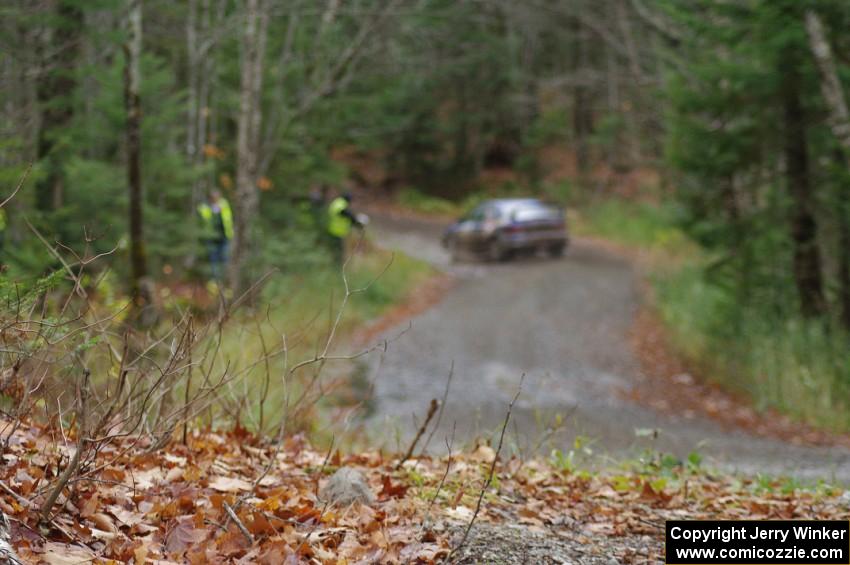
top-left (229, 0), bottom-right (269, 292)
top-left (805, 10), bottom-right (850, 156)
top-left (228, 0), bottom-right (399, 291)
top-left (804, 9), bottom-right (850, 328)
top-left (187, 0), bottom-right (229, 210)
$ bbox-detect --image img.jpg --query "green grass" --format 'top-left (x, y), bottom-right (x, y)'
top-left (396, 187), bottom-right (464, 216)
top-left (654, 266), bottom-right (850, 431)
top-left (578, 198), bottom-right (850, 433)
top-left (574, 199), bottom-right (693, 256)
top-left (395, 186), bottom-right (517, 218)
top-left (211, 243), bottom-right (435, 434)
top-left (262, 244), bottom-right (433, 329)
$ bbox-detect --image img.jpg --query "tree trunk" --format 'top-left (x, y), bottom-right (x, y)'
top-left (186, 0), bottom-right (199, 189)
top-left (571, 18), bottom-right (592, 176)
top-left (837, 181), bottom-right (850, 330)
top-left (35, 0), bottom-right (82, 214)
top-left (804, 11), bottom-right (850, 329)
top-left (229, 0), bottom-right (269, 292)
top-left (805, 10), bottom-right (850, 155)
top-left (605, 40), bottom-right (620, 168)
top-left (615, 0), bottom-right (642, 166)
top-left (196, 0), bottom-right (213, 200)
top-left (124, 0), bottom-right (146, 292)
top-left (186, 0), bottom-right (216, 212)
top-left (781, 46), bottom-right (826, 318)
top-left (802, 11), bottom-right (850, 328)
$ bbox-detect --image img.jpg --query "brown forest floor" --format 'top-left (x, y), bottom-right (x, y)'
top-left (2, 416), bottom-right (848, 564)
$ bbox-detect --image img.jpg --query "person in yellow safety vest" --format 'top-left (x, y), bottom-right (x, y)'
top-left (197, 190), bottom-right (234, 282)
top-left (326, 192), bottom-right (362, 265)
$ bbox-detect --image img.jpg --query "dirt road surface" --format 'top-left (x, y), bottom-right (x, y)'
top-left (360, 213), bottom-right (850, 483)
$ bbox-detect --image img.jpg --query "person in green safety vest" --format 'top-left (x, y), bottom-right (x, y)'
top-left (197, 190), bottom-right (233, 281)
top-left (326, 191), bottom-right (362, 265)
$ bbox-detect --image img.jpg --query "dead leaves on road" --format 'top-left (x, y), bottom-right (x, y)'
top-left (1, 417), bottom-right (847, 563)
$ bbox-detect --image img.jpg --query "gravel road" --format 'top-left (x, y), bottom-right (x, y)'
top-left (361, 213), bottom-right (850, 483)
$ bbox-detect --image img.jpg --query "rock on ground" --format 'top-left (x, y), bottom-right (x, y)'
top-left (319, 467), bottom-right (375, 506)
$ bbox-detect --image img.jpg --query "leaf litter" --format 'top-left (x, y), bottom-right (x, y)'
top-left (1, 415), bottom-right (847, 564)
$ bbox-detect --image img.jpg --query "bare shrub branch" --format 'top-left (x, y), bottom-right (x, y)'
top-left (451, 375), bottom-right (524, 558)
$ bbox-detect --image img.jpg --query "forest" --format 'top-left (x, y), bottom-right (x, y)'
top-left (4, 0), bottom-right (849, 425)
top-left (1, 0), bottom-right (850, 561)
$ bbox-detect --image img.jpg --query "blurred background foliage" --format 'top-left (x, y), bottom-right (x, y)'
top-left (1, 0), bottom-right (849, 429)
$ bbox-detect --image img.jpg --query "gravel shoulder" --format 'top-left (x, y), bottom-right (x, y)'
top-left (449, 522), bottom-right (661, 565)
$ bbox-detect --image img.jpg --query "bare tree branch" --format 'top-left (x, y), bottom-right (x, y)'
top-left (1, 162), bottom-right (32, 209)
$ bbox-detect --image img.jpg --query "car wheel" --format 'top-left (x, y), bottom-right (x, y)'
top-left (487, 239), bottom-right (510, 262)
top-left (446, 236), bottom-right (460, 263)
top-left (547, 242), bottom-right (566, 258)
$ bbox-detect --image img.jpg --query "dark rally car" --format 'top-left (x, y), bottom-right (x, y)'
top-left (441, 198), bottom-right (568, 262)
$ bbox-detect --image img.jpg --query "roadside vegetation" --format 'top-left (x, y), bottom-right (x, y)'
top-left (0, 234), bottom-right (433, 451)
top-left (576, 199), bottom-right (850, 433)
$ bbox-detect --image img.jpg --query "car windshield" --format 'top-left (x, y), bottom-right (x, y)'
top-left (508, 202), bottom-right (560, 222)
